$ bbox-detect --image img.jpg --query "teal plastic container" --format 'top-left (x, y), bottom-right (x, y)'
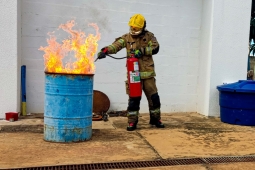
top-left (44, 73), bottom-right (94, 142)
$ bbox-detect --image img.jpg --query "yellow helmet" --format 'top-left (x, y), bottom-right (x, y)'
top-left (128, 14), bottom-right (145, 29)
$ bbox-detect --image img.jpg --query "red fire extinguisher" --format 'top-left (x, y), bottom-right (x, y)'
top-left (127, 52), bottom-right (142, 97)
top-left (94, 48), bottom-right (142, 97)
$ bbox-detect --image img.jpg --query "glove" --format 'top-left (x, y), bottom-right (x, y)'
top-left (140, 47), bottom-right (152, 56)
top-left (134, 49), bottom-right (142, 58)
top-left (97, 47), bottom-right (108, 60)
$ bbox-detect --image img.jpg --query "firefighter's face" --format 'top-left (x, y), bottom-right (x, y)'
top-left (129, 26), bottom-right (142, 35)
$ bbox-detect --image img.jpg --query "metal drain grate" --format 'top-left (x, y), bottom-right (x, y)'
top-left (10, 156), bottom-right (255, 170)
top-left (203, 156), bottom-right (255, 164)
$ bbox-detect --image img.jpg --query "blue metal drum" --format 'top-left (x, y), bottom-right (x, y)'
top-left (44, 73), bottom-right (94, 142)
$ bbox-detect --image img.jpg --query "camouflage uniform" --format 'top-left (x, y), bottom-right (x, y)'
top-left (105, 30), bottom-right (161, 124)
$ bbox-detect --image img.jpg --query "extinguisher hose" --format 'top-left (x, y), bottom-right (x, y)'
top-left (94, 54), bottom-right (127, 62)
top-left (106, 54), bottom-right (127, 60)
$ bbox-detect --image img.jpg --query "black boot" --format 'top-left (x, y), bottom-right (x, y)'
top-left (150, 117), bottom-right (165, 128)
top-left (154, 119), bottom-right (165, 128)
top-left (127, 122), bottom-right (137, 131)
top-left (149, 115), bottom-right (155, 125)
top-left (127, 111), bottom-right (138, 131)
top-left (149, 108), bottom-right (165, 128)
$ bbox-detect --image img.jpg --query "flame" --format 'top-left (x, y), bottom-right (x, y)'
top-left (39, 20), bottom-right (100, 74)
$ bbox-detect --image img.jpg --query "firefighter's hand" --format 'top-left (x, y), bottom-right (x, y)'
top-left (97, 51), bottom-right (106, 59)
top-left (134, 49), bottom-right (142, 58)
top-left (97, 48), bottom-right (108, 59)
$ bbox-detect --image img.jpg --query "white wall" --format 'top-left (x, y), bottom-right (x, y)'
top-left (0, 0), bottom-right (251, 118)
top-left (21, 0), bottom-right (203, 114)
top-left (208, 0), bottom-right (251, 116)
top-left (197, 0), bottom-right (251, 116)
top-left (197, 0), bottom-right (213, 116)
top-left (0, 0), bottom-right (21, 118)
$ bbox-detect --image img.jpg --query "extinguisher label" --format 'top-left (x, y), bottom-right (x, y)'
top-left (134, 62), bottom-right (139, 71)
top-left (130, 71), bottom-right (140, 83)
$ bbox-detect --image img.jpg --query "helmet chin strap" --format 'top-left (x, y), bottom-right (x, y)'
top-left (129, 28), bottom-right (142, 36)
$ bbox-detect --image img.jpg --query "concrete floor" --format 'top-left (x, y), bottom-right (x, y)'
top-left (1, 112), bottom-right (255, 169)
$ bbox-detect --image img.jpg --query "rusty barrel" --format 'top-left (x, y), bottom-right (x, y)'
top-left (44, 73), bottom-right (94, 142)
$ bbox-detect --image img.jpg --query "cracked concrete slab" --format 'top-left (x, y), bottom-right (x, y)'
top-left (139, 129), bottom-right (255, 159)
top-left (137, 113), bottom-right (255, 159)
top-left (0, 130), bottom-right (158, 169)
top-left (1, 112), bottom-right (255, 169)
top-left (209, 162), bottom-right (255, 170)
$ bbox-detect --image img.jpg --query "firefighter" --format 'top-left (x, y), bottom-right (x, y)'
top-left (97, 14), bottom-right (165, 131)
